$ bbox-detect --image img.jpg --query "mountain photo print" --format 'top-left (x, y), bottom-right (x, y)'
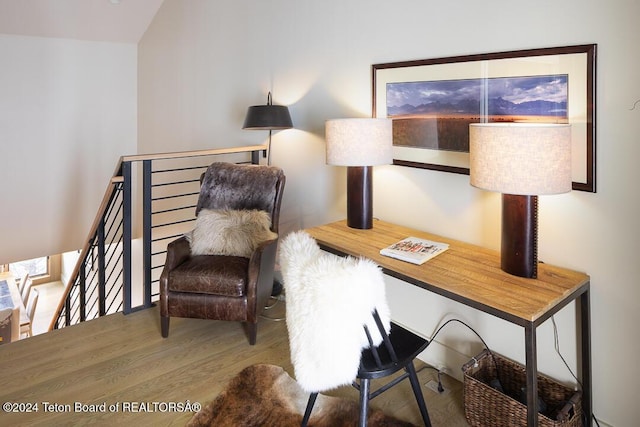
top-left (386, 75), bottom-right (569, 152)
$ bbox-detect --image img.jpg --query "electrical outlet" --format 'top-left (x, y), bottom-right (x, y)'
top-left (425, 380), bottom-right (449, 395)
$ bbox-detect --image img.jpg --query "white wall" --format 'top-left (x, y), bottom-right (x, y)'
top-left (138, 1), bottom-right (640, 425)
top-left (0, 34), bottom-right (137, 264)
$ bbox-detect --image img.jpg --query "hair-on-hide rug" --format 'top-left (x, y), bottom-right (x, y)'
top-left (186, 364), bottom-right (416, 427)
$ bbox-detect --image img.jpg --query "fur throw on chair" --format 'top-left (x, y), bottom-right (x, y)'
top-left (279, 231), bottom-right (391, 393)
top-left (186, 209), bottom-right (277, 257)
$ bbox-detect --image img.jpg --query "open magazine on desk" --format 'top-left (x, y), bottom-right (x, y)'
top-left (379, 236), bottom-right (449, 265)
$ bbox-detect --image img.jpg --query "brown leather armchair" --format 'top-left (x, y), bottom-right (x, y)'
top-left (159, 162), bottom-right (286, 345)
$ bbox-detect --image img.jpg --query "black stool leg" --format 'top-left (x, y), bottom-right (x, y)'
top-left (406, 363), bottom-right (432, 427)
top-left (301, 392), bottom-right (318, 427)
top-left (359, 378), bottom-right (370, 427)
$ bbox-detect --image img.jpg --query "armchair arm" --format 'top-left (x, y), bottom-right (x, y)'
top-left (159, 236), bottom-right (192, 316)
top-left (163, 236), bottom-right (192, 271)
top-left (246, 236), bottom-right (278, 322)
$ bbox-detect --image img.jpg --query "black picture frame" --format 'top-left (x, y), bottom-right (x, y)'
top-left (372, 44), bottom-right (597, 192)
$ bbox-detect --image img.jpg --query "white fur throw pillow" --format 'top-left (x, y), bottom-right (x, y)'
top-left (186, 209), bottom-right (277, 257)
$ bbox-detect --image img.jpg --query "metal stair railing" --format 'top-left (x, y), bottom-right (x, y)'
top-left (50, 145), bottom-right (265, 330)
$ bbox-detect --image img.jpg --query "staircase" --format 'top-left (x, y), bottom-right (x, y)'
top-left (50, 145), bottom-right (266, 330)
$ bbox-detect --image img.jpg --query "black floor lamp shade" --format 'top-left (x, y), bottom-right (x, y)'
top-left (243, 104), bottom-right (292, 130)
top-left (243, 92), bottom-right (292, 130)
top-left (242, 92), bottom-right (293, 165)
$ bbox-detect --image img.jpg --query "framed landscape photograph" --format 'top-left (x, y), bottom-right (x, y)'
top-left (372, 44), bottom-right (596, 192)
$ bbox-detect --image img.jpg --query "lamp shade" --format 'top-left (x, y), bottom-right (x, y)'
top-left (470, 123), bottom-right (572, 195)
top-left (242, 105), bottom-right (293, 130)
top-left (325, 118), bottom-right (393, 166)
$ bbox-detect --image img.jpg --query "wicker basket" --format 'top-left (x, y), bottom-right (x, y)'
top-left (462, 349), bottom-right (582, 427)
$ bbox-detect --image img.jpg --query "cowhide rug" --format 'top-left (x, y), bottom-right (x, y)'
top-left (187, 364), bottom-right (415, 427)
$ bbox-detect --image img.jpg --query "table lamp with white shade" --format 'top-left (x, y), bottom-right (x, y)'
top-left (326, 118), bottom-right (393, 229)
top-left (470, 123), bottom-right (572, 278)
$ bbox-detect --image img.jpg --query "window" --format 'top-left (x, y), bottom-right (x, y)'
top-left (9, 256), bottom-right (49, 278)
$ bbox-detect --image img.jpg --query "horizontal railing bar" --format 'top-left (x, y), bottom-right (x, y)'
top-left (151, 164), bottom-right (211, 174)
top-left (151, 219), bottom-right (194, 229)
top-left (121, 144), bottom-right (266, 163)
top-left (151, 191), bottom-right (200, 202)
top-left (152, 179), bottom-right (199, 188)
top-left (152, 233), bottom-right (184, 243)
top-left (152, 193), bottom-right (199, 202)
top-left (152, 205), bottom-right (194, 215)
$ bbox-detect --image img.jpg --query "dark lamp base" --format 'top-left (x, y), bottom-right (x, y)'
top-left (501, 194), bottom-right (538, 279)
top-left (346, 166), bottom-right (373, 229)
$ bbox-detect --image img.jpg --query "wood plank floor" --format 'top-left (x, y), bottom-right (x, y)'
top-left (0, 299), bottom-right (469, 426)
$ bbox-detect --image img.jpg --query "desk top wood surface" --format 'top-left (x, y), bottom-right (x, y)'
top-left (306, 220), bottom-right (589, 324)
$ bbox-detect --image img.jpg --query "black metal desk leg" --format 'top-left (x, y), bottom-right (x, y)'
top-left (579, 288), bottom-right (592, 425)
top-left (525, 323), bottom-right (538, 427)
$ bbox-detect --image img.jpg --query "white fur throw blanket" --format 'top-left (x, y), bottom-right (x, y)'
top-left (279, 231), bottom-right (391, 393)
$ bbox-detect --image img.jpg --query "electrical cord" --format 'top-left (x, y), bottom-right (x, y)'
top-left (551, 316), bottom-right (601, 427)
top-left (260, 294), bottom-right (286, 321)
top-left (431, 318), bottom-right (492, 355)
top-left (430, 318), bottom-right (500, 375)
top-left (426, 318), bottom-right (500, 395)
top-left (551, 316), bottom-right (580, 386)
top-left (415, 365), bottom-right (445, 393)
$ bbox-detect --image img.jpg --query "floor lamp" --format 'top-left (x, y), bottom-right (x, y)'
top-left (243, 92), bottom-right (293, 165)
top-left (325, 118), bottom-right (393, 229)
top-left (470, 123), bottom-right (572, 278)
top-left (242, 92), bottom-right (292, 300)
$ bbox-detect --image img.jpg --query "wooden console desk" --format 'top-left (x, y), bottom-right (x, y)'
top-left (306, 219), bottom-right (591, 427)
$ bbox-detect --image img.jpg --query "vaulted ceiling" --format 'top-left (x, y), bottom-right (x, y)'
top-left (0, 0), bottom-right (164, 43)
